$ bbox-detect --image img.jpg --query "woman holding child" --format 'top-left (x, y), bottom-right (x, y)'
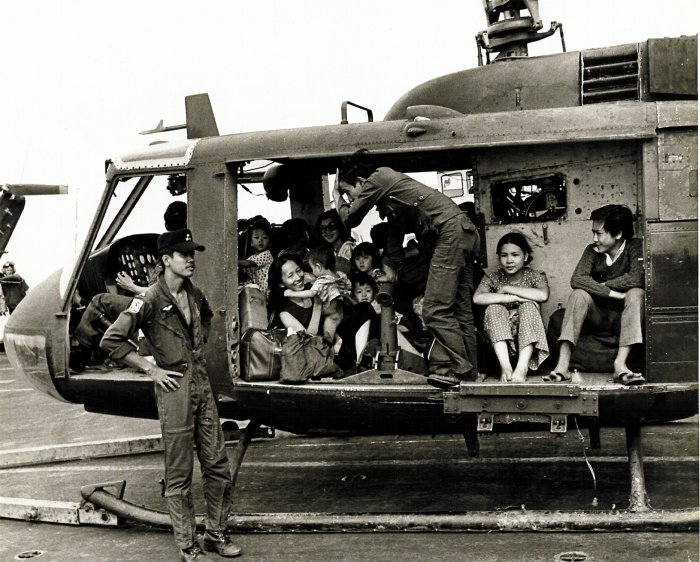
top-left (267, 252), bottom-right (391, 373)
top-left (268, 252), bottom-right (322, 336)
top-left (473, 232), bottom-right (549, 383)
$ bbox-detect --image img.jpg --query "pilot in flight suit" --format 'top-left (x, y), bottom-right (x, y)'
top-left (101, 228), bottom-right (241, 561)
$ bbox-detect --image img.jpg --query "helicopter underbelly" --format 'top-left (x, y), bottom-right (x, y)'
top-left (28, 362), bottom-right (699, 435)
top-left (227, 378), bottom-right (698, 435)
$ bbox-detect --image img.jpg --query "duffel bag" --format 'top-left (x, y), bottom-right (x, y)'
top-left (240, 328), bottom-right (286, 381)
top-left (280, 331), bottom-right (339, 384)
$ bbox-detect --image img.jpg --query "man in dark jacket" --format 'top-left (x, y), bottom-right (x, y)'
top-left (0, 261), bottom-right (29, 313)
top-left (545, 204), bottom-right (645, 385)
top-left (334, 150), bottom-right (480, 387)
top-left (101, 229), bottom-right (241, 561)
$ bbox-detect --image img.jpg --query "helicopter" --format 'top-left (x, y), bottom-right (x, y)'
top-left (3, 0), bottom-right (697, 520)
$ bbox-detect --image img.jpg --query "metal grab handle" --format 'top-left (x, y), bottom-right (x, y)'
top-left (340, 101), bottom-right (374, 125)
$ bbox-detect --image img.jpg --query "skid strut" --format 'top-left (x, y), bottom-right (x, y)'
top-left (626, 422), bottom-right (652, 512)
top-left (442, 384), bottom-right (662, 512)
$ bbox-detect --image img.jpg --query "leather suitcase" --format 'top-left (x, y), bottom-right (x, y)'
top-left (239, 285), bottom-right (268, 332)
top-left (239, 328), bottom-right (285, 381)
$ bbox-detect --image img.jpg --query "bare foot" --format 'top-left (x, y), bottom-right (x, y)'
top-left (542, 371), bottom-right (572, 382)
top-left (511, 369), bottom-right (528, 383)
top-left (500, 369), bottom-right (514, 383)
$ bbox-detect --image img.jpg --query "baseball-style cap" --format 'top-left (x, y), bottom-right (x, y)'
top-left (157, 229), bottom-right (205, 253)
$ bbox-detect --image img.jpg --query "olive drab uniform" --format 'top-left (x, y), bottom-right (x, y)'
top-left (337, 167), bottom-right (480, 377)
top-left (101, 275), bottom-right (231, 549)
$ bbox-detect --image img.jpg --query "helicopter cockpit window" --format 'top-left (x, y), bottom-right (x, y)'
top-left (490, 174), bottom-right (566, 223)
top-left (94, 174), bottom-right (187, 248)
top-left (76, 173), bottom-right (188, 303)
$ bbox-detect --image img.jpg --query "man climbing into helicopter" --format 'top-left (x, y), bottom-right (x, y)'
top-left (100, 228), bottom-right (241, 561)
top-left (544, 204), bottom-right (646, 386)
top-left (334, 149), bottom-right (480, 388)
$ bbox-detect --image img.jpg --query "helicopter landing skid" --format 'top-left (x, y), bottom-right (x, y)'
top-left (71, 420), bottom-right (696, 532)
top-left (77, 480), bottom-right (698, 532)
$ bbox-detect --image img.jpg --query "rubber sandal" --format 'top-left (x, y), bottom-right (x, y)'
top-left (541, 371), bottom-right (571, 382)
top-left (613, 371), bottom-right (645, 386)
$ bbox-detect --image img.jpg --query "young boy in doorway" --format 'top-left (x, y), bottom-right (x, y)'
top-left (241, 216), bottom-right (274, 295)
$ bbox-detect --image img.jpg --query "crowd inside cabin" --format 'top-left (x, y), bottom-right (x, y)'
top-left (68, 180), bottom-right (644, 386)
top-left (234, 192), bottom-right (643, 384)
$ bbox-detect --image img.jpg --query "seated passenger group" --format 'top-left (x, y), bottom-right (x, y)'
top-left (471, 203), bottom-right (644, 386)
top-left (237, 151), bottom-right (644, 386)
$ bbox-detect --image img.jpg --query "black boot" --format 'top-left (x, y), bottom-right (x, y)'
top-left (180, 544), bottom-right (207, 561)
top-left (202, 530), bottom-right (242, 558)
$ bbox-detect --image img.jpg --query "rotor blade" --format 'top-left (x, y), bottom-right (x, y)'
top-left (2, 184), bottom-right (68, 196)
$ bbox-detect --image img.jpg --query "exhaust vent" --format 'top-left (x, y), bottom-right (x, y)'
top-left (581, 44), bottom-right (640, 104)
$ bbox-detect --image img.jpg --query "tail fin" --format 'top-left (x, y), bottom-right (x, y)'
top-left (185, 93), bottom-right (219, 139)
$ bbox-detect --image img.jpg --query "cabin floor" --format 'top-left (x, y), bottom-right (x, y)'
top-left (67, 363), bottom-right (663, 389)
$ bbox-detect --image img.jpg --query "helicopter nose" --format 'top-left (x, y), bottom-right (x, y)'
top-left (4, 269), bottom-right (70, 403)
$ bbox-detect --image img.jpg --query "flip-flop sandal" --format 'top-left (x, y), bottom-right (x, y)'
top-left (612, 371), bottom-right (645, 386)
top-left (541, 371), bottom-right (571, 382)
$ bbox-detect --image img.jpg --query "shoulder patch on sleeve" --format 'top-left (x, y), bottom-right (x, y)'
top-left (128, 298), bottom-right (144, 314)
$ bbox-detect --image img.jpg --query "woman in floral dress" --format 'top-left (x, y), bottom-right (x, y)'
top-left (473, 232), bottom-right (549, 383)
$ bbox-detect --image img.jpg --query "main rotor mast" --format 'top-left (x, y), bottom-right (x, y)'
top-left (476, 0), bottom-right (565, 65)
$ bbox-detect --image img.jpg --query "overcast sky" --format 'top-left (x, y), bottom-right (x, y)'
top-left (0, 0), bottom-right (697, 285)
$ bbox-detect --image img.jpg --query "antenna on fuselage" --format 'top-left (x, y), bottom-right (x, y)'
top-left (476, 0), bottom-right (565, 65)
top-left (139, 119), bottom-right (187, 135)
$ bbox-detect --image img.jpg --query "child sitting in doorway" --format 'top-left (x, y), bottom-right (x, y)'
top-left (473, 232), bottom-right (549, 383)
top-left (240, 216), bottom-right (274, 295)
top-left (345, 272), bottom-right (423, 369)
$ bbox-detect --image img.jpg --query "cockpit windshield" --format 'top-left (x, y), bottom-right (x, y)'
top-left (93, 174), bottom-right (186, 251)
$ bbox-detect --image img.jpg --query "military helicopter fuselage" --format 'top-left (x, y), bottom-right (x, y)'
top-left (4, 2), bottom-right (697, 444)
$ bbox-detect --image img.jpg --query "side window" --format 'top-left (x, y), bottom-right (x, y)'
top-left (490, 174), bottom-right (566, 223)
top-left (237, 161), bottom-right (292, 224)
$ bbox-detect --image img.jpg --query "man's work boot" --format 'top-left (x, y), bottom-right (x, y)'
top-left (203, 530), bottom-right (242, 558)
top-left (427, 367), bottom-right (476, 389)
top-left (180, 544), bottom-right (207, 561)
top-left (427, 371), bottom-right (460, 389)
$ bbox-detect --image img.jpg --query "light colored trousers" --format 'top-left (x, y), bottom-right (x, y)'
top-left (558, 288), bottom-right (644, 348)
